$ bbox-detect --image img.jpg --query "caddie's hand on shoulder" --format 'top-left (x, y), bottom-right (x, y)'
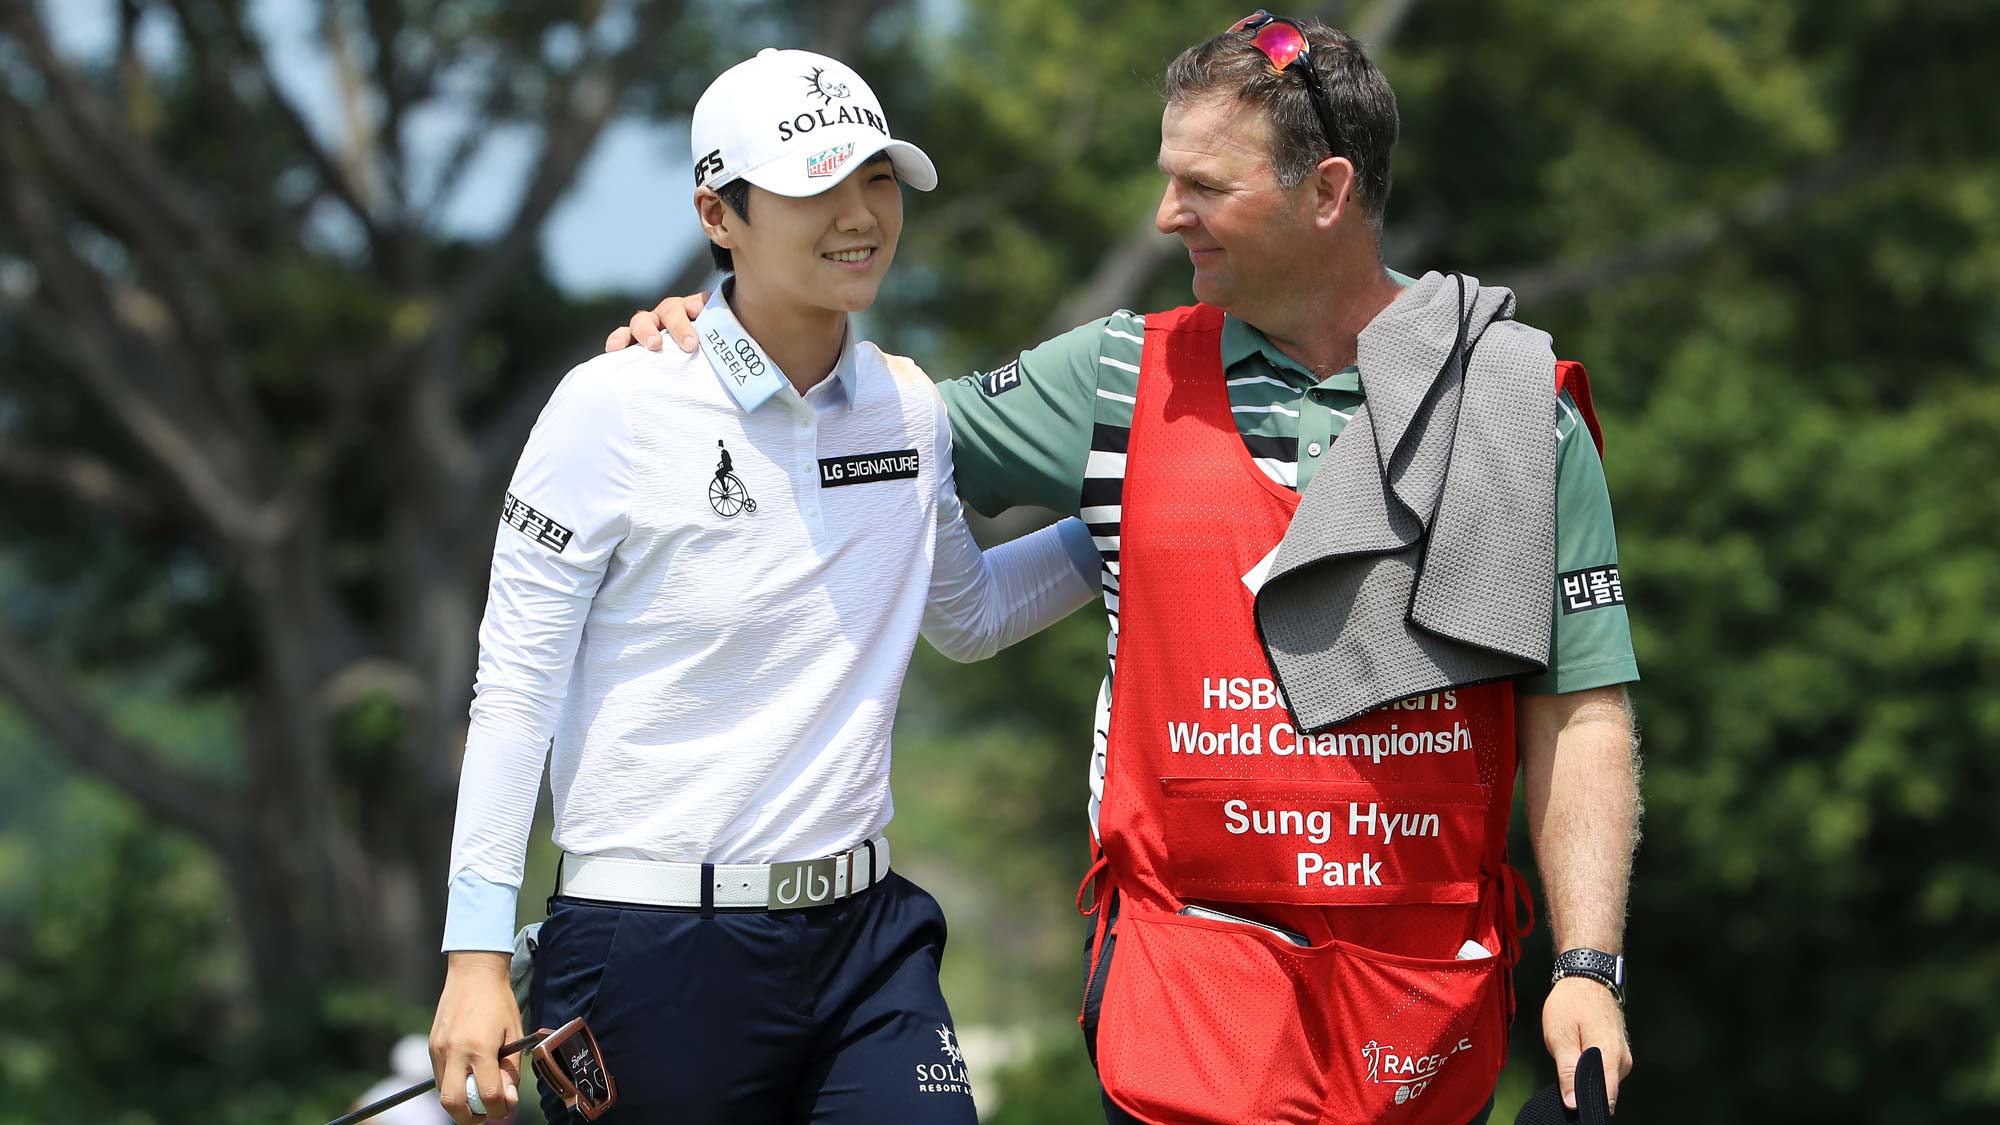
top-left (605, 292), bottom-right (709, 354)
top-left (431, 950), bottom-right (522, 1125)
top-left (1543, 975), bottom-right (1632, 1113)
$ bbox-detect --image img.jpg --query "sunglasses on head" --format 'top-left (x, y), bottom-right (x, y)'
top-left (1227, 10), bottom-right (1342, 162)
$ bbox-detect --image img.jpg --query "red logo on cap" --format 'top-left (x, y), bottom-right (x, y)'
top-left (806, 143), bottom-right (855, 179)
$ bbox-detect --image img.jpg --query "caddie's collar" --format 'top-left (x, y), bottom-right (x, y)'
top-left (1220, 315), bottom-right (1356, 391)
top-left (1218, 268), bottom-right (1418, 394)
top-left (698, 278), bottom-right (862, 412)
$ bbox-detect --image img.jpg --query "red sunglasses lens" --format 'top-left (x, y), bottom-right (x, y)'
top-left (1249, 20), bottom-right (1307, 70)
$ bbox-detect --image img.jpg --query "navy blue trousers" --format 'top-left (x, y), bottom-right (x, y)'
top-left (532, 872), bottom-right (978, 1124)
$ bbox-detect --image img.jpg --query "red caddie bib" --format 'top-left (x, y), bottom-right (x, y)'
top-left (1088, 304), bottom-right (1529, 1125)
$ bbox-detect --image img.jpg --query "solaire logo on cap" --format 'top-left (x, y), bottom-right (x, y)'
top-left (775, 66), bottom-right (888, 142)
top-left (805, 67), bottom-right (850, 105)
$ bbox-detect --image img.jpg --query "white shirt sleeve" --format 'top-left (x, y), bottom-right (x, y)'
top-left (921, 393), bottom-right (1101, 663)
top-left (443, 362), bottom-right (636, 952)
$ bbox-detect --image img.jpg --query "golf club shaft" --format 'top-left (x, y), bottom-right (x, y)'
top-left (326, 1032), bottom-right (543, 1125)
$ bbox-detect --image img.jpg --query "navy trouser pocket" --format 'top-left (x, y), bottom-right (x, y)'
top-left (530, 875), bottom-right (974, 1124)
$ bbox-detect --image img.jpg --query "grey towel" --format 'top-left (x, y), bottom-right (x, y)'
top-left (1253, 272), bottom-right (1558, 732)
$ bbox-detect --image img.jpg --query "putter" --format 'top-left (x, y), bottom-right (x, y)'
top-left (327, 1017), bottom-right (616, 1125)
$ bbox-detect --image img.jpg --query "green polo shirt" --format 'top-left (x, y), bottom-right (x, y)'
top-left (936, 298), bottom-right (1638, 697)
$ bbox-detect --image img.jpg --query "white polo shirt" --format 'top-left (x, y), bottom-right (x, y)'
top-left (443, 296), bottom-right (1098, 951)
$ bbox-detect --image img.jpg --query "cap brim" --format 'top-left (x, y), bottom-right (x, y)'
top-left (740, 129), bottom-right (938, 198)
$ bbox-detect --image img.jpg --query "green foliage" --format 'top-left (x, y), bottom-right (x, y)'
top-left (981, 1039), bottom-right (1108, 1125)
top-left (0, 779), bottom-right (352, 1124)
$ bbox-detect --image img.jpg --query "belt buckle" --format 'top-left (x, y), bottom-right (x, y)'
top-left (767, 856), bottom-right (840, 910)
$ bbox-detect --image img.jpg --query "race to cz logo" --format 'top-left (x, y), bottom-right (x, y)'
top-left (1360, 1036), bottom-right (1474, 1106)
top-left (914, 1024), bottom-right (971, 1096)
top-left (709, 439), bottom-right (757, 517)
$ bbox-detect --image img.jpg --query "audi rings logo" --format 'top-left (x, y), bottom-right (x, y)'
top-left (704, 327), bottom-right (767, 388)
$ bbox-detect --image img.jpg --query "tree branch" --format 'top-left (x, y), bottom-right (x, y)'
top-left (0, 622), bottom-right (244, 851)
top-left (414, 57), bottom-right (515, 226)
top-left (0, 157), bottom-right (281, 548)
top-left (188, 0), bottom-right (393, 259)
top-left (1041, 214), bottom-right (1182, 339)
top-left (0, 5), bottom-right (245, 278)
top-left (361, 0), bottom-right (412, 212)
top-left (810, 0), bottom-right (897, 58)
top-left (0, 439), bottom-right (170, 526)
top-left (5, 10), bottom-right (287, 474)
top-left (429, 1), bottom-right (684, 353)
top-left (1509, 145), bottom-right (1876, 308)
top-left (4, 82), bottom-right (244, 389)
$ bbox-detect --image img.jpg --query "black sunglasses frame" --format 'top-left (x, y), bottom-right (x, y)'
top-left (1229, 11), bottom-right (1345, 164)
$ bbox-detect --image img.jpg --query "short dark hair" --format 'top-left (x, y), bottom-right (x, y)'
top-left (1161, 20), bottom-right (1398, 233)
top-left (708, 179), bottom-right (752, 272)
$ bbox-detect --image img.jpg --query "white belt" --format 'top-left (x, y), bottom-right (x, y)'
top-left (558, 837), bottom-right (891, 911)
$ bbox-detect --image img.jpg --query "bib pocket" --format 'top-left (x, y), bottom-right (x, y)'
top-left (1096, 910), bottom-right (1505, 1125)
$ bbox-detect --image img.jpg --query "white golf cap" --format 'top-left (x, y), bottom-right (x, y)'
top-left (691, 48), bottom-right (938, 198)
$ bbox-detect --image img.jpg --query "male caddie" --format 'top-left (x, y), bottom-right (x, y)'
top-left (614, 15), bottom-right (1641, 1125)
top-left (431, 48), bottom-right (1100, 1125)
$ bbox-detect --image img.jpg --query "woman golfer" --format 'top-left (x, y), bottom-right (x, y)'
top-left (430, 47), bottom-right (1099, 1125)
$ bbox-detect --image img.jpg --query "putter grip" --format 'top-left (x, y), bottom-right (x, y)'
top-left (1575, 1045), bottom-right (1611, 1124)
top-left (321, 1032), bottom-right (540, 1125)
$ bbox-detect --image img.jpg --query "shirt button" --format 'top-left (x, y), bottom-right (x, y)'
top-left (805, 506), bottom-right (819, 518)
top-left (797, 416), bottom-right (811, 429)
top-left (1307, 442), bottom-right (1324, 457)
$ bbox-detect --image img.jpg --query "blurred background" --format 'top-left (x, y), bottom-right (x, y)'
top-left (2, 0), bottom-right (1996, 1121)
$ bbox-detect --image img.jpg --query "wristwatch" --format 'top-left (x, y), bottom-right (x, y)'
top-left (1551, 948), bottom-right (1626, 1005)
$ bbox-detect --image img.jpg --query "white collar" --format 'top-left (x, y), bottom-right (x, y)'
top-left (698, 279), bottom-right (862, 412)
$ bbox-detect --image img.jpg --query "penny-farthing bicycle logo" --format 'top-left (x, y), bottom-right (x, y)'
top-left (709, 439), bottom-right (757, 517)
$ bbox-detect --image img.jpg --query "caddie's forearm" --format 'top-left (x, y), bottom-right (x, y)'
top-left (1519, 687), bottom-right (1640, 952)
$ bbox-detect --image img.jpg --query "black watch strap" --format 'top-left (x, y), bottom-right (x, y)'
top-left (1551, 947), bottom-right (1626, 1004)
